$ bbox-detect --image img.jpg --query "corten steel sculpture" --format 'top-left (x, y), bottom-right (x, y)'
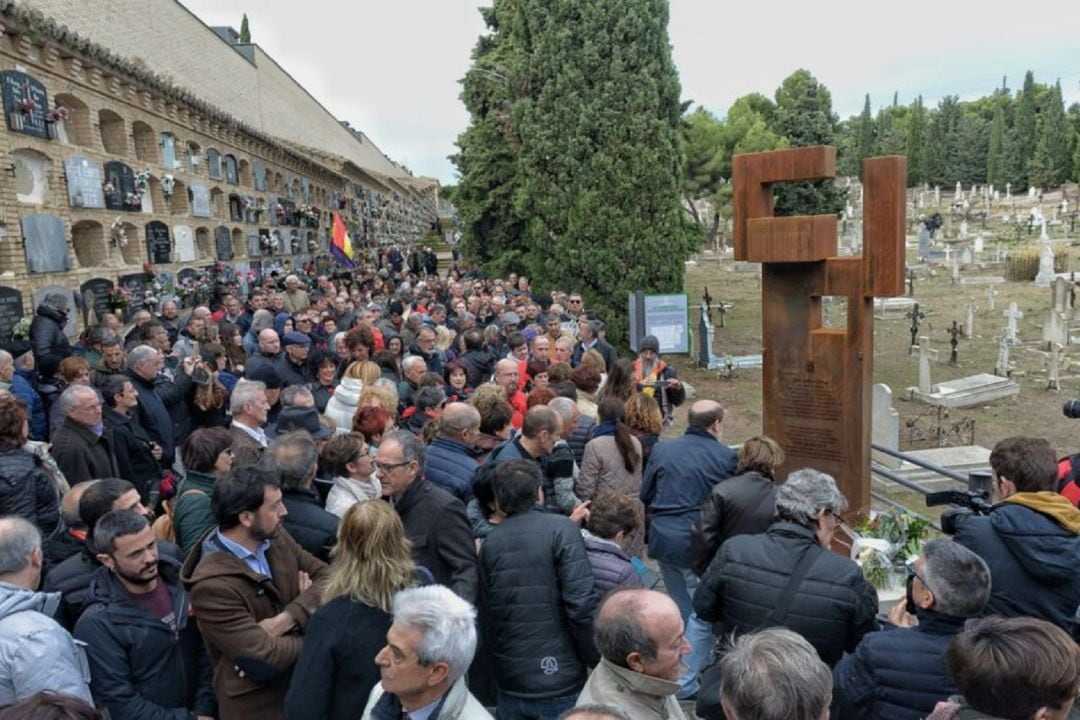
top-left (732, 147), bottom-right (906, 512)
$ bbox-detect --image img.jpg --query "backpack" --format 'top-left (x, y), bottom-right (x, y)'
top-left (151, 488), bottom-right (206, 544)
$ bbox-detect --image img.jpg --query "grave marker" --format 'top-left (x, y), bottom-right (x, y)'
top-left (63, 157), bottom-right (106, 209)
top-left (145, 221), bottom-right (171, 264)
top-left (1, 70), bottom-right (49, 139)
top-left (733, 146), bottom-right (905, 511)
top-left (914, 335), bottom-right (938, 393)
top-left (21, 214), bottom-right (70, 273)
top-left (174, 226), bottom-right (195, 263)
top-left (215, 226), bottom-right (233, 261)
top-left (1003, 302), bottom-right (1023, 343)
top-left (78, 278), bottom-right (114, 326)
top-left (0, 287), bottom-right (24, 343)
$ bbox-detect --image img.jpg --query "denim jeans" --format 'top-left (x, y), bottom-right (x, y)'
top-left (495, 689), bottom-right (579, 720)
top-left (659, 561), bottom-right (715, 699)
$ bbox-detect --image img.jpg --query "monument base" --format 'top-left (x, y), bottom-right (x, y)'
top-left (907, 373), bottom-right (1019, 408)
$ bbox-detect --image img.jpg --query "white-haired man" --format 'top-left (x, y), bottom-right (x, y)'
top-left (282, 274), bottom-right (311, 314)
top-left (363, 585), bottom-right (491, 720)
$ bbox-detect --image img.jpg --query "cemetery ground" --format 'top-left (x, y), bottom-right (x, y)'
top-left (654, 241), bottom-right (1080, 518)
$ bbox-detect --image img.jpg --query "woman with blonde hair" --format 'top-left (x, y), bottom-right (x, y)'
top-left (625, 392), bottom-right (663, 466)
top-left (324, 359), bottom-right (381, 433)
top-left (689, 435), bottom-right (786, 576)
top-left (285, 501), bottom-right (423, 720)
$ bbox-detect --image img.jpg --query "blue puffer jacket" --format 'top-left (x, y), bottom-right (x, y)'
top-left (10, 373), bottom-right (46, 442)
top-left (426, 436), bottom-right (479, 503)
top-left (832, 610), bottom-right (966, 720)
top-left (640, 427), bottom-right (736, 567)
top-left (953, 492), bottom-right (1080, 639)
top-left (581, 531), bottom-right (642, 596)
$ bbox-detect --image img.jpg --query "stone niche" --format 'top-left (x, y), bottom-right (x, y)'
top-left (2, 70), bottom-right (50, 140)
top-left (103, 161), bottom-right (138, 211)
top-left (11, 148), bottom-right (51, 204)
top-left (21, 213), bottom-right (70, 273)
top-left (173, 225), bottom-right (196, 263)
top-left (64, 156), bottom-right (106, 209)
top-left (71, 219), bottom-right (107, 268)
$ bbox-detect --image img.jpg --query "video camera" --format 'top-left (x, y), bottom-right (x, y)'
top-left (926, 489), bottom-right (993, 535)
top-left (1063, 400), bottom-right (1080, 419)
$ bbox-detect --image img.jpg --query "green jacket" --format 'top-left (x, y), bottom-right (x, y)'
top-left (174, 471), bottom-right (215, 556)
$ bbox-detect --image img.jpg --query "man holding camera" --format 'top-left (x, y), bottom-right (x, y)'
top-left (953, 436), bottom-right (1080, 639)
top-left (632, 335), bottom-right (684, 428)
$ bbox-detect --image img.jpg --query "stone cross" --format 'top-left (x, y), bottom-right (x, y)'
top-left (907, 302), bottom-right (926, 353)
top-left (995, 335), bottom-right (1011, 377)
top-left (965, 302), bottom-right (975, 338)
top-left (949, 321), bottom-right (961, 365)
top-left (1003, 302), bottom-right (1024, 343)
top-left (914, 335), bottom-right (937, 393)
top-left (734, 146), bottom-right (905, 512)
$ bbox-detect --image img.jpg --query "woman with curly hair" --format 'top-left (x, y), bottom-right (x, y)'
top-left (0, 394), bottom-right (59, 534)
top-left (625, 392), bottom-right (663, 467)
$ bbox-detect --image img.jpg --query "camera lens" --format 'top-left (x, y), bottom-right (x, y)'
top-left (1064, 400), bottom-right (1080, 419)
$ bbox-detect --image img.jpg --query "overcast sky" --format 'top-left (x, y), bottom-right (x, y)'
top-left (181, 0), bottom-right (1079, 186)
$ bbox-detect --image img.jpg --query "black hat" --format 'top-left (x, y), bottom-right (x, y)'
top-left (2, 340), bottom-right (31, 360)
top-left (639, 335), bottom-right (660, 353)
top-left (245, 365), bottom-right (283, 390)
top-left (273, 406), bottom-right (333, 440)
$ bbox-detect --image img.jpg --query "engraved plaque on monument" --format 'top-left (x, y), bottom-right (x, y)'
top-left (733, 146), bottom-right (906, 512)
top-left (215, 226), bottom-right (233, 261)
top-left (0, 287), bottom-right (24, 343)
top-left (190, 183), bottom-right (211, 218)
top-left (79, 278), bottom-right (114, 325)
top-left (117, 273), bottom-right (147, 315)
top-left (145, 221), bottom-right (172, 264)
top-left (1, 70), bottom-right (49, 139)
top-left (64, 157), bottom-right (106, 209)
top-left (103, 161), bottom-right (137, 211)
top-left (21, 214), bottom-right (70, 273)
top-left (173, 225), bottom-right (195, 262)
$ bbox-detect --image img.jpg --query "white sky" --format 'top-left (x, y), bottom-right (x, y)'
top-left (180, 0), bottom-right (1080, 186)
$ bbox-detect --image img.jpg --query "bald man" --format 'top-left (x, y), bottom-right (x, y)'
top-left (576, 589), bottom-right (690, 719)
top-left (43, 480), bottom-right (97, 575)
top-left (426, 403), bottom-right (482, 503)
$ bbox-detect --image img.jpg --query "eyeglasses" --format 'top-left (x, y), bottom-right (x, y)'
top-left (372, 459), bottom-right (411, 472)
top-left (905, 562), bottom-right (930, 590)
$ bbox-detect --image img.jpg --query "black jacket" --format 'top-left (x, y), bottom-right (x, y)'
top-left (284, 596), bottom-right (392, 720)
top-left (0, 445), bottom-right (59, 535)
top-left (393, 480), bottom-right (477, 603)
top-left (832, 610), bottom-right (966, 720)
top-left (103, 407), bottom-right (160, 500)
top-left (29, 304), bottom-right (72, 365)
top-left (73, 556), bottom-right (215, 720)
top-left (694, 522), bottom-right (879, 666)
top-left (582, 532), bottom-right (642, 596)
top-left (459, 348), bottom-right (497, 389)
top-left (282, 488), bottom-right (339, 562)
top-left (479, 507), bottom-right (600, 698)
top-left (689, 470), bottom-right (778, 577)
top-left (953, 493), bottom-right (1080, 638)
top-left (50, 417), bottom-right (121, 487)
top-left (566, 414), bottom-right (596, 468)
top-left (127, 370), bottom-right (180, 469)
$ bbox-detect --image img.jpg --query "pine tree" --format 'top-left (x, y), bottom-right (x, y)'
top-left (509, 0), bottom-right (692, 344)
top-left (1030, 80), bottom-right (1069, 188)
top-left (905, 96), bottom-right (927, 185)
top-left (986, 101), bottom-right (1007, 187)
top-left (769, 69), bottom-right (845, 216)
top-left (240, 14), bottom-right (250, 43)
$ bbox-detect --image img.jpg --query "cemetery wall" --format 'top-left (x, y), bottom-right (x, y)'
top-left (0, 2), bottom-right (437, 338)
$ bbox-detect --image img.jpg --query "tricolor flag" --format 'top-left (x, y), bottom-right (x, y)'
top-left (331, 212), bottom-right (355, 267)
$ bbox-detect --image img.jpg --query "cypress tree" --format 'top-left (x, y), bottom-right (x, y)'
top-left (905, 96), bottom-right (927, 186)
top-left (855, 94), bottom-right (874, 178)
top-left (1030, 80), bottom-right (1069, 188)
top-left (986, 101), bottom-right (1007, 187)
top-left (239, 14), bottom-right (250, 43)
top-left (1006, 70), bottom-right (1038, 190)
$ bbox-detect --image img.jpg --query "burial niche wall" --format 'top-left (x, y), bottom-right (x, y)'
top-left (132, 121), bottom-right (158, 164)
top-left (231, 227), bottom-right (245, 258)
top-left (186, 141), bottom-right (202, 174)
top-left (160, 132), bottom-right (178, 169)
top-left (195, 227), bottom-right (211, 260)
top-left (206, 148), bottom-right (222, 180)
top-left (72, 220), bottom-right (107, 267)
top-left (98, 109), bottom-right (127, 155)
top-left (11, 148), bottom-right (51, 205)
top-left (51, 94), bottom-right (92, 147)
top-left (169, 179), bottom-right (189, 215)
top-left (119, 221), bottom-right (142, 266)
top-left (239, 159), bottom-right (252, 187)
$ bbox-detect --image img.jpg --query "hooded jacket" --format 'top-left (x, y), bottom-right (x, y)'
top-left (29, 304), bottom-right (72, 365)
top-left (0, 581), bottom-right (92, 706)
top-left (0, 446), bottom-right (60, 535)
top-left (953, 491), bottom-right (1080, 638)
top-left (73, 557), bottom-right (215, 720)
top-left (324, 376), bottom-right (362, 433)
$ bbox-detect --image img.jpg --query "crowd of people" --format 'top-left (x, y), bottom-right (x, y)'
top-left (0, 258), bottom-right (1078, 720)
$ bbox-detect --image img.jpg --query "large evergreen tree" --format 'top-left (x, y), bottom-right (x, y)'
top-left (1006, 70), bottom-right (1038, 190)
top-left (854, 94), bottom-right (875, 178)
top-left (506, 0), bottom-right (692, 344)
top-left (986, 100), bottom-right (1007, 187)
top-left (1030, 80), bottom-right (1069, 188)
top-left (239, 14), bottom-right (250, 43)
top-left (905, 95), bottom-right (928, 186)
top-left (769, 69), bottom-right (845, 216)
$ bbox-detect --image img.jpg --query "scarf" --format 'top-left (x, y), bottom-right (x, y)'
top-left (593, 420), bottom-right (618, 438)
top-left (633, 358), bottom-right (666, 398)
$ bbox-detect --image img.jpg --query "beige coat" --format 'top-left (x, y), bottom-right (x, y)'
top-left (576, 657), bottom-right (686, 720)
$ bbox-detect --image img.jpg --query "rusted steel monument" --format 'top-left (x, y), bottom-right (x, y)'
top-left (732, 147), bottom-right (906, 512)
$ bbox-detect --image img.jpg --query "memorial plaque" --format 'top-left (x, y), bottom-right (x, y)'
top-left (206, 149), bottom-right (222, 180)
top-left (247, 230), bottom-right (260, 258)
top-left (117, 273), bottom-right (147, 315)
top-left (2, 70), bottom-right (49, 139)
top-left (0, 287), bottom-right (24, 343)
top-left (160, 132), bottom-right (177, 169)
top-left (224, 155), bottom-right (238, 185)
top-left (63, 157), bottom-right (106, 209)
top-left (174, 225), bottom-right (196, 262)
top-left (190, 183), bottom-right (211, 218)
top-left (733, 146), bottom-right (906, 512)
top-left (103, 161), bottom-right (137, 211)
top-left (79, 278), bottom-right (114, 325)
top-left (253, 161), bottom-right (267, 191)
top-left (145, 221), bottom-right (172, 264)
top-left (31, 286), bottom-right (77, 338)
top-left (21, 214), bottom-right (70, 273)
top-left (215, 225), bottom-right (233, 261)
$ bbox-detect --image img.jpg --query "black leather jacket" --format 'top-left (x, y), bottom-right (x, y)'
top-left (689, 470), bottom-right (778, 576)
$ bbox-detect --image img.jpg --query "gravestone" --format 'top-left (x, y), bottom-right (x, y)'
top-left (21, 214), bottom-right (70, 273)
top-left (871, 383), bottom-right (902, 469)
top-left (696, 301), bottom-right (721, 368)
top-left (215, 225), bottom-right (233, 261)
top-left (190, 183), bottom-right (211, 218)
top-left (31, 286), bottom-right (77, 337)
top-left (733, 146), bottom-right (905, 511)
top-left (78, 278), bottom-right (114, 326)
top-left (145, 221), bottom-right (172, 264)
top-left (103, 161), bottom-right (137, 212)
top-left (917, 223), bottom-right (931, 257)
top-left (0, 287), bottom-right (24, 343)
top-left (173, 225), bottom-right (195, 263)
top-left (1035, 241), bottom-right (1055, 287)
top-left (965, 303), bottom-right (975, 338)
top-left (1, 70), bottom-right (49, 139)
top-left (63, 157), bottom-right (106, 209)
top-left (913, 336), bottom-right (937, 393)
top-left (117, 273), bottom-right (147, 315)
top-left (1003, 302), bottom-right (1024, 343)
